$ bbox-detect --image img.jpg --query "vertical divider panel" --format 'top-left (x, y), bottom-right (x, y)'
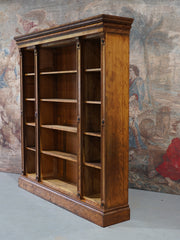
top-left (34, 46), bottom-right (40, 181)
top-left (77, 38), bottom-right (82, 197)
top-left (100, 36), bottom-right (106, 208)
top-left (20, 48), bottom-right (26, 175)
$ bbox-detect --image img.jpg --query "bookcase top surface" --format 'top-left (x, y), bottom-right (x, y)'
top-left (14, 14), bottom-right (133, 48)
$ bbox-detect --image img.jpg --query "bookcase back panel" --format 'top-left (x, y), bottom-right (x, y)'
top-left (25, 150), bottom-right (36, 174)
top-left (24, 77), bottom-right (35, 98)
top-left (40, 102), bottom-right (77, 127)
top-left (83, 166), bottom-right (100, 196)
top-left (23, 49), bottom-right (34, 73)
top-left (40, 44), bottom-right (76, 72)
top-left (83, 38), bottom-right (100, 69)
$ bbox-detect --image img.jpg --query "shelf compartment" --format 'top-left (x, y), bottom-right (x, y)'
top-left (23, 49), bottom-right (34, 73)
top-left (42, 179), bottom-right (77, 195)
top-left (41, 154), bottom-right (77, 192)
top-left (40, 74), bottom-right (77, 101)
top-left (84, 104), bottom-right (101, 132)
top-left (25, 126), bottom-right (35, 148)
top-left (83, 38), bottom-right (100, 69)
top-left (84, 131), bottom-right (101, 137)
top-left (41, 150), bottom-right (77, 162)
top-left (41, 128), bottom-right (77, 156)
top-left (41, 124), bottom-right (77, 133)
top-left (25, 101), bottom-right (35, 123)
top-left (24, 76), bottom-right (35, 99)
top-left (84, 135), bottom-right (101, 166)
top-left (83, 166), bottom-right (100, 202)
top-left (26, 146), bottom-right (36, 152)
top-left (84, 72), bottom-right (101, 102)
top-left (41, 98), bottom-right (77, 103)
top-left (39, 43), bottom-right (76, 72)
top-left (40, 70), bottom-right (77, 75)
top-left (40, 101), bottom-right (77, 128)
top-left (25, 149), bottom-right (36, 175)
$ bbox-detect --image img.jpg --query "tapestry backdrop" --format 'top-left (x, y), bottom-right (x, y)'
top-left (1, 0), bottom-right (180, 194)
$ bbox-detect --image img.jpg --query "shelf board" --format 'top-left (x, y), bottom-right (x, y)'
top-left (42, 179), bottom-right (77, 195)
top-left (26, 146), bottom-right (36, 152)
top-left (84, 161), bottom-right (101, 169)
top-left (40, 98), bottom-right (77, 103)
top-left (25, 98), bottom-right (35, 101)
top-left (85, 68), bottom-right (101, 72)
top-left (40, 70), bottom-right (77, 75)
top-left (24, 73), bottom-right (35, 76)
top-left (26, 122), bottom-right (35, 127)
top-left (41, 150), bottom-right (77, 162)
top-left (27, 173), bottom-right (36, 181)
top-left (83, 194), bottom-right (101, 205)
top-left (41, 124), bottom-right (77, 133)
top-left (85, 101), bottom-right (101, 105)
top-left (84, 131), bottom-right (101, 137)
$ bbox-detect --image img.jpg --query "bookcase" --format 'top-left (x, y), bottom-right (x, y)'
top-left (15, 14), bottom-right (133, 227)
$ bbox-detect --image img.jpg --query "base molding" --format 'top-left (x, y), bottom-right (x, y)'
top-left (19, 176), bottom-right (130, 227)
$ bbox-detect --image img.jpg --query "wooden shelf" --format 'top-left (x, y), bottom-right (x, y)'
top-left (40, 98), bottom-right (77, 103)
top-left (84, 132), bottom-right (101, 137)
top-left (27, 173), bottom-right (36, 181)
top-left (85, 68), bottom-right (101, 72)
top-left (85, 101), bottom-right (101, 105)
top-left (42, 179), bottom-right (77, 195)
top-left (83, 194), bottom-right (101, 205)
top-left (41, 150), bottom-right (77, 162)
top-left (40, 70), bottom-right (77, 75)
top-left (25, 73), bottom-right (35, 76)
top-left (25, 98), bottom-right (35, 101)
top-left (84, 161), bottom-right (101, 169)
top-left (41, 124), bottom-right (77, 133)
top-left (26, 122), bottom-right (35, 127)
top-left (26, 146), bottom-right (36, 152)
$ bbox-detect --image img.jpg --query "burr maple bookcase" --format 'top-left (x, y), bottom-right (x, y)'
top-left (15, 14), bottom-right (133, 227)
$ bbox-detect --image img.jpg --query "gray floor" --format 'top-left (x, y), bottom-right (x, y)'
top-left (0, 173), bottom-right (180, 240)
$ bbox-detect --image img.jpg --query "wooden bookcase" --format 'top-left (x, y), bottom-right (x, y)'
top-left (15, 14), bottom-right (133, 227)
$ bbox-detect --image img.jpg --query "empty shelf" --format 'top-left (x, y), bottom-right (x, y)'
top-left (40, 70), bottom-right (77, 75)
top-left (25, 73), bottom-right (35, 76)
top-left (26, 122), bottom-right (35, 127)
top-left (42, 179), bottom-right (77, 195)
top-left (27, 173), bottom-right (36, 180)
top-left (41, 150), bottom-right (77, 162)
top-left (26, 146), bottom-right (36, 152)
top-left (84, 132), bottom-right (101, 137)
top-left (84, 162), bottom-right (101, 169)
top-left (25, 98), bottom-right (35, 101)
top-left (85, 101), bottom-right (101, 105)
top-left (40, 98), bottom-right (77, 103)
top-left (41, 125), bottom-right (77, 133)
top-left (85, 68), bottom-right (101, 72)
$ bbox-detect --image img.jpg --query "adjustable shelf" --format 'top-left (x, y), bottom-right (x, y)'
top-left (16, 14), bottom-right (133, 227)
top-left (26, 122), bottom-right (35, 127)
top-left (40, 99), bottom-right (77, 103)
top-left (84, 131), bottom-right (101, 137)
top-left (41, 124), bottom-right (77, 133)
top-left (40, 70), bottom-right (77, 75)
top-left (26, 146), bottom-right (36, 152)
top-left (41, 150), bottom-right (77, 162)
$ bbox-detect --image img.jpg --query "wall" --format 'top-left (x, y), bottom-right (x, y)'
top-left (1, 0), bottom-right (180, 194)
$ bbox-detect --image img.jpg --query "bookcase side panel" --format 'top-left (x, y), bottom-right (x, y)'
top-left (105, 32), bottom-right (130, 209)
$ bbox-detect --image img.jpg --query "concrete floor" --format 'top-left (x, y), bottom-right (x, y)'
top-left (0, 172), bottom-right (180, 240)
